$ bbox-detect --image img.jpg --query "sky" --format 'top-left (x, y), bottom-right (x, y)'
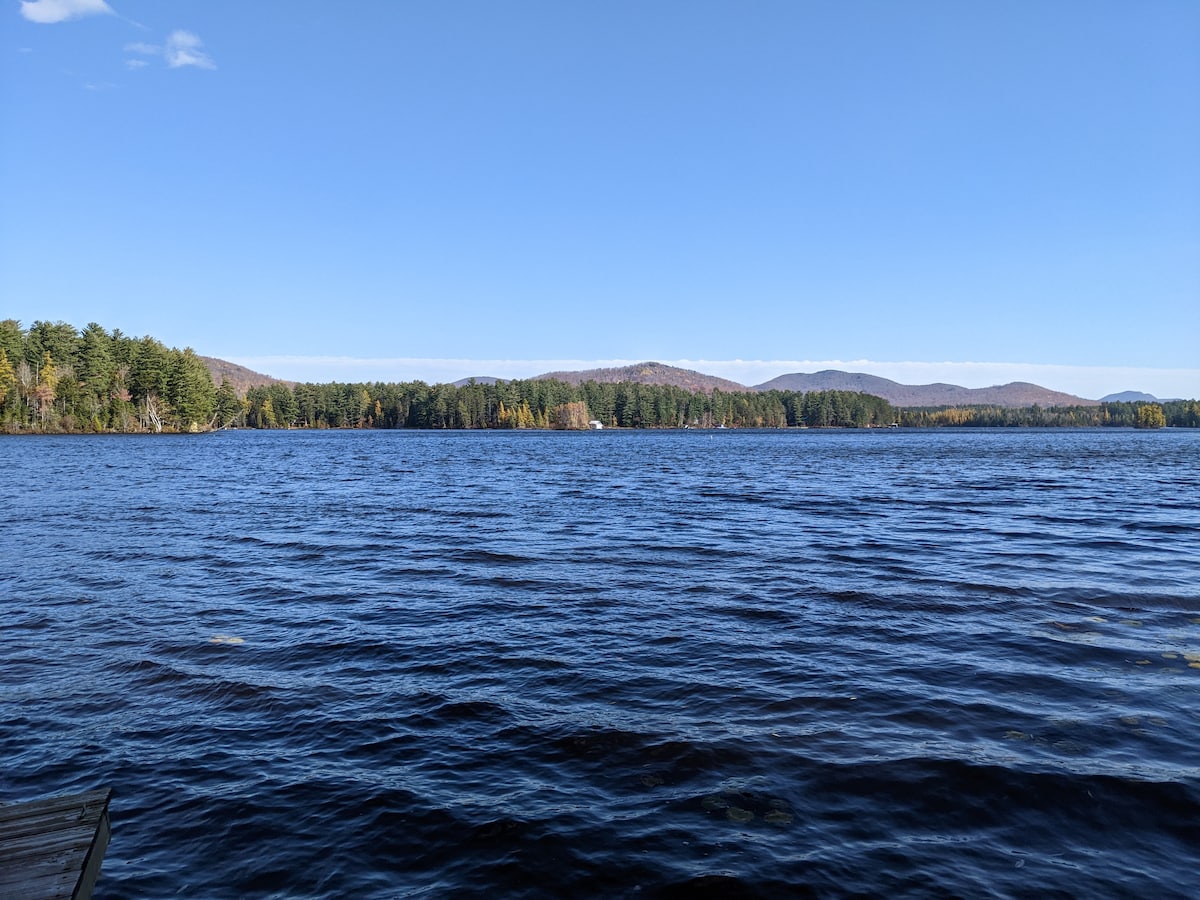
top-left (2, 1), bottom-right (1198, 399)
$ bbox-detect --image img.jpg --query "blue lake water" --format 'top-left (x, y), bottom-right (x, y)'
top-left (2, 428), bottom-right (1199, 898)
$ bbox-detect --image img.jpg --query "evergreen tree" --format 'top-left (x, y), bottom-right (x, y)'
top-left (0, 320), bottom-right (22, 368)
top-left (168, 348), bottom-right (216, 430)
top-left (78, 323), bottom-right (114, 398)
top-left (214, 377), bottom-right (240, 428)
top-left (130, 336), bottom-right (170, 403)
top-left (26, 321), bottom-right (78, 370)
top-left (268, 382), bottom-right (298, 427)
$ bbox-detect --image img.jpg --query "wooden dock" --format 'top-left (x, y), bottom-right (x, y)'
top-left (0, 789), bottom-right (112, 900)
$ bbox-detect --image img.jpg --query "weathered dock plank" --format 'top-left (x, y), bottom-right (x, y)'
top-left (0, 788), bottom-right (112, 900)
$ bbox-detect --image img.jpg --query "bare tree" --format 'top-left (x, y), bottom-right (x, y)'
top-left (141, 393), bottom-right (164, 433)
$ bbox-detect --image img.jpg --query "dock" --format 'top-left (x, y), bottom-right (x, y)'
top-left (0, 788), bottom-right (112, 900)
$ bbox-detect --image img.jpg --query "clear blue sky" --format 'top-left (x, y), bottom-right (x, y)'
top-left (3, 1), bottom-right (1197, 397)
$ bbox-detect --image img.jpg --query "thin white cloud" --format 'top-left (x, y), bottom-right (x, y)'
top-left (223, 356), bottom-right (1200, 400)
top-left (164, 30), bottom-right (214, 69)
top-left (123, 33), bottom-right (215, 71)
top-left (20, 0), bottom-right (113, 24)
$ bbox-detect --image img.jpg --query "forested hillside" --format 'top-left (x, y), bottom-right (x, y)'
top-left (200, 355), bottom-right (288, 395)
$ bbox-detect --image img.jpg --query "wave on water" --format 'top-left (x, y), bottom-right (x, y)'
top-left (1, 429), bottom-right (1197, 897)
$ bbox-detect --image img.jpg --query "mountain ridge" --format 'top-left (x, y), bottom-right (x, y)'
top-left (754, 369), bottom-right (1098, 408)
top-left (1099, 390), bottom-right (1161, 403)
top-left (533, 362), bottom-right (748, 393)
top-left (200, 356), bottom-right (291, 394)
top-left (201, 356), bottom-right (1118, 408)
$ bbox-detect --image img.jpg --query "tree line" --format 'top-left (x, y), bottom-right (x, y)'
top-left (2, 320), bottom-right (1193, 433)
top-left (240, 379), bottom-right (898, 430)
top-left (897, 400), bottom-right (1197, 429)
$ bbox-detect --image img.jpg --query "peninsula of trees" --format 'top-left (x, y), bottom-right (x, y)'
top-left (2, 320), bottom-right (1195, 433)
top-left (2, 319), bottom-right (224, 433)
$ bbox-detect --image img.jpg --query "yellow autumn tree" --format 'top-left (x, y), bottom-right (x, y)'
top-left (516, 400), bottom-right (535, 428)
top-left (0, 349), bottom-right (14, 414)
top-left (1135, 403), bottom-right (1166, 429)
top-left (33, 351), bottom-right (58, 427)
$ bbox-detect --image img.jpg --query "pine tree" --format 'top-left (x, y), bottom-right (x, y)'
top-left (0, 320), bottom-right (22, 368)
top-left (168, 349), bottom-right (217, 430)
top-left (214, 377), bottom-right (240, 428)
top-left (78, 323), bottom-right (114, 401)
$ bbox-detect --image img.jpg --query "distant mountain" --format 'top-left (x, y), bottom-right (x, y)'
top-left (756, 370), bottom-right (907, 397)
top-left (1099, 391), bottom-right (1157, 403)
top-left (533, 362), bottom-right (749, 394)
top-left (452, 376), bottom-right (501, 387)
top-left (201, 356), bottom-right (289, 394)
top-left (754, 370), bottom-right (1098, 408)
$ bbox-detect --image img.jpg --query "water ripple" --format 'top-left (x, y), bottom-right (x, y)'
top-left (1, 429), bottom-right (1197, 897)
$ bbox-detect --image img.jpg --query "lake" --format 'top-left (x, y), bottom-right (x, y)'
top-left (2, 429), bottom-right (1198, 897)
